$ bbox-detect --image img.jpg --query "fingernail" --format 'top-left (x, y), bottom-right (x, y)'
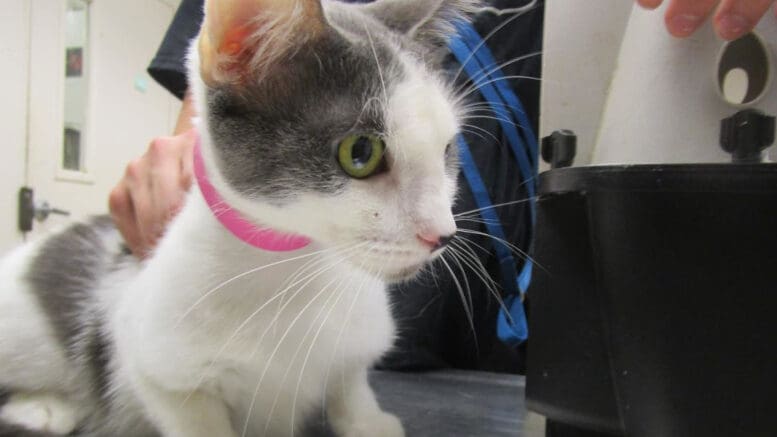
top-left (669, 14), bottom-right (702, 37)
top-left (717, 14), bottom-right (750, 40)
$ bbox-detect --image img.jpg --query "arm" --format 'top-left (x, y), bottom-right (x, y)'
top-left (109, 91), bottom-right (196, 258)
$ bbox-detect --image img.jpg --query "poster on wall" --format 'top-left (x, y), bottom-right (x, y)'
top-left (66, 47), bottom-right (83, 77)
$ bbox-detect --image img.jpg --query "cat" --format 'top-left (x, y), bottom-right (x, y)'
top-left (0, 0), bottom-right (478, 435)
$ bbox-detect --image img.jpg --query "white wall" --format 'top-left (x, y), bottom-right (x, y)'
top-left (540, 1), bottom-right (633, 169)
top-left (541, 2), bottom-right (777, 167)
top-left (0, 1), bottom-right (31, 254)
top-left (0, 0), bottom-right (184, 255)
top-left (81, 0), bottom-right (183, 191)
top-left (593, 6), bottom-right (777, 164)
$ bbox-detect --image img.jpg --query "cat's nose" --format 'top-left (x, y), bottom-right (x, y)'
top-left (417, 232), bottom-right (456, 251)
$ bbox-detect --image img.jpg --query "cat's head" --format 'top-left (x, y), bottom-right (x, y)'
top-left (190, 0), bottom-right (477, 281)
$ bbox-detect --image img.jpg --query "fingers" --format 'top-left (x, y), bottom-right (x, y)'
top-left (663, 0), bottom-right (720, 38)
top-left (121, 153), bottom-right (159, 258)
top-left (657, 0), bottom-right (777, 39)
top-left (109, 182), bottom-right (143, 257)
top-left (178, 128), bottom-right (197, 191)
top-left (144, 138), bottom-right (182, 245)
top-left (109, 131), bottom-right (197, 258)
top-left (637, 0), bottom-right (664, 10)
top-left (714, 0), bottom-right (775, 40)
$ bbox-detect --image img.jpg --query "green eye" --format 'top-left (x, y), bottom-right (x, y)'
top-left (337, 134), bottom-right (386, 179)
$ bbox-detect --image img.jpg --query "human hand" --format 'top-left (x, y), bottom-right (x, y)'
top-left (637, 0), bottom-right (777, 40)
top-left (109, 128), bottom-right (196, 258)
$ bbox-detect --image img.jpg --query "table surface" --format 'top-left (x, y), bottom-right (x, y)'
top-left (0, 371), bottom-right (544, 437)
top-left (372, 370), bottom-right (542, 437)
top-left (306, 370), bottom-right (544, 437)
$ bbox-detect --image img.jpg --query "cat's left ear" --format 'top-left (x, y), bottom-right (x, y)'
top-left (357, 0), bottom-right (480, 49)
top-left (198, 0), bottom-right (327, 86)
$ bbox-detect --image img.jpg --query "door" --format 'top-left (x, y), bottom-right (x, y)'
top-left (0, 0), bottom-right (182, 255)
top-left (0, 1), bottom-right (31, 255)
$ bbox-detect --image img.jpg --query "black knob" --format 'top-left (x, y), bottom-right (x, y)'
top-left (720, 109), bottom-right (775, 163)
top-left (542, 130), bottom-right (577, 169)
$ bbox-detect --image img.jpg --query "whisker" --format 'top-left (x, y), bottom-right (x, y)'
top-left (461, 114), bottom-right (526, 130)
top-left (276, 249), bottom-right (347, 319)
top-left (181, 243), bottom-right (364, 408)
top-left (321, 244), bottom-right (379, 422)
top-left (262, 276), bottom-right (346, 435)
top-left (453, 51), bottom-right (543, 98)
top-left (454, 233), bottom-right (493, 256)
top-left (457, 228), bottom-right (546, 273)
top-left (448, 241), bottom-right (501, 294)
top-left (446, 246), bottom-right (474, 319)
top-left (438, 255), bottom-right (479, 354)
top-left (455, 217), bottom-right (500, 226)
top-left (288, 277), bottom-right (351, 436)
top-left (459, 100), bottom-right (519, 112)
top-left (462, 123), bottom-right (500, 143)
top-left (241, 248), bottom-right (363, 437)
top-left (454, 197), bottom-right (538, 218)
top-left (475, 0), bottom-right (538, 17)
top-left (248, 244), bottom-right (367, 362)
top-left (173, 244), bottom-right (344, 328)
top-left (450, 7), bottom-right (540, 86)
top-left (448, 241), bottom-right (514, 326)
top-left (459, 127), bottom-right (489, 144)
top-left (457, 73), bottom-right (548, 102)
top-left (364, 25), bottom-right (387, 105)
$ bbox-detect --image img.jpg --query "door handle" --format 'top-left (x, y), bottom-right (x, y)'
top-left (18, 187), bottom-right (70, 233)
top-left (34, 201), bottom-right (71, 222)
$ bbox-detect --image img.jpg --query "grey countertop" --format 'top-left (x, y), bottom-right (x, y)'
top-left (370, 370), bottom-right (542, 437)
top-left (0, 371), bottom-right (544, 436)
top-left (305, 369), bottom-right (543, 437)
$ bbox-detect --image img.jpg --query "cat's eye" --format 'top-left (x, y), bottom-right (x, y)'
top-left (337, 134), bottom-right (386, 179)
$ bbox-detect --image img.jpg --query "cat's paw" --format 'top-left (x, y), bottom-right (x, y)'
top-left (341, 411), bottom-right (404, 437)
top-left (0, 392), bottom-right (81, 435)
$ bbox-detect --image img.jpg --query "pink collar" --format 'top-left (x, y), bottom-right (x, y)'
top-left (193, 139), bottom-right (311, 251)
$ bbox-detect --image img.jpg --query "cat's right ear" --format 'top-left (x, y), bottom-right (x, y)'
top-left (357, 0), bottom-right (480, 50)
top-left (198, 0), bottom-right (326, 86)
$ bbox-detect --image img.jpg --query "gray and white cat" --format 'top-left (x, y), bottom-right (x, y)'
top-left (0, 0), bottom-right (476, 435)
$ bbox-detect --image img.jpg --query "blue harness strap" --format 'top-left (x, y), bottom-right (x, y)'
top-left (448, 21), bottom-right (538, 346)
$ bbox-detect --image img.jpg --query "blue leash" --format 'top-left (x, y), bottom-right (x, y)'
top-left (448, 20), bottom-right (538, 346)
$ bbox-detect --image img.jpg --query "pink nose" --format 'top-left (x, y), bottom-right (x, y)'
top-left (417, 232), bottom-right (455, 250)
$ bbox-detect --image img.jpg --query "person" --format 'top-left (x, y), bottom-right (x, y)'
top-left (638, 0), bottom-right (777, 39)
top-left (109, 0), bottom-right (776, 372)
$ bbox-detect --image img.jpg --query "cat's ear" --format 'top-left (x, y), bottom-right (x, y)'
top-left (198, 0), bottom-right (326, 86)
top-left (358, 0), bottom-right (480, 48)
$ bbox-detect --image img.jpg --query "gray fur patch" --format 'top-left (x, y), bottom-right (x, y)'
top-left (206, 1), bottom-right (473, 203)
top-left (24, 216), bottom-right (128, 401)
top-left (207, 30), bottom-right (398, 202)
top-left (353, 0), bottom-right (480, 49)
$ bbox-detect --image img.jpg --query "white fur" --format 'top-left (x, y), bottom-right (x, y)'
top-left (0, 243), bottom-right (79, 393)
top-left (111, 188), bottom-right (399, 437)
top-left (0, 2), bottom-right (462, 435)
top-left (0, 393), bottom-right (83, 434)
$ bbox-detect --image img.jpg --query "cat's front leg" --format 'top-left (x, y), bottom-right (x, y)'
top-left (326, 368), bottom-right (404, 437)
top-left (131, 370), bottom-right (238, 437)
